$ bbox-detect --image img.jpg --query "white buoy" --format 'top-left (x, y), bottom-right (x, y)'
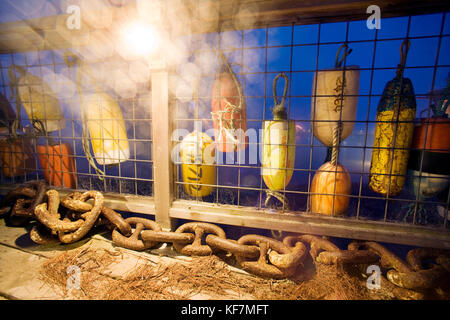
top-left (311, 66), bottom-right (360, 147)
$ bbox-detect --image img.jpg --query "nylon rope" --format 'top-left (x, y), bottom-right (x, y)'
top-left (210, 49), bottom-right (244, 150)
top-left (64, 52), bottom-right (105, 180)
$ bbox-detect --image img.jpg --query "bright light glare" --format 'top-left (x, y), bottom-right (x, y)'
top-left (123, 23), bottom-right (159, 56)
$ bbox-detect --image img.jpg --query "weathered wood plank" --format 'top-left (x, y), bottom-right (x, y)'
top-left (151, 70), bottom-right (175, 230)
top-left (169, 200), bottom-right (450, 249)
top-left (0, 0), bottom-right (448, 53)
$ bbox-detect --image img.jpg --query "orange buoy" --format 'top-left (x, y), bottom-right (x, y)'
top-left (310, 161), bottom-right (351, 216)
top-left (211, 51), bottom-right (247, 152)
top-left (0, 128), bottom-right (36, 177)
top-left (37, 142), bottom-right (76, 189)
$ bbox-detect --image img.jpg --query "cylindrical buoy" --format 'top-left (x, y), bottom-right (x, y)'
top-left (66, 53), bottom-right (130, 180)
top-left (81, 92), bottom-right (130, 165)
top-left (310, 161), bottom-right (351, 216)
top-left (262, 120), bottom-right (296, 192)
top-left (311, 67), bottom-right (360, 147)
top-left (369, 40), bottom-right (416, 196)
top-left (180, 131), bottom-right (216, 198)
top-left (211, 50), bottom-right (247, 153)
top-left (9, 65), bottom-right (65, 133)
top-left (262, 73), bottom-right (296, 209)
top-left (37, 142), bottom-right (77, 189)
top-left (0, 128), bottom-right (36, 177)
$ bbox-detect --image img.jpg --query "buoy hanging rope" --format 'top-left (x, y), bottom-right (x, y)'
top-left (396, 39), bottom-right (410, 79)
top-left (272, 73), bottom-right (289, 120)
top-left (64, 52), bottom-right (105, 180)
top-left (324, 44), bottom-right (352, 163)
top-left (335, 43), bottom-right (352, 69)
top-left (330, 123), bottom-right (342, 166)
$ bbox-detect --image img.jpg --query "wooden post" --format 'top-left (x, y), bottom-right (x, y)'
top-left (151, 62), bottom-right (174, 230)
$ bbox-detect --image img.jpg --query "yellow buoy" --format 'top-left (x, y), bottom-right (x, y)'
top-left (262, 73), bottom-right (296, 208)
top-left (81, 92), bottom-right (130, 165)
top-left (180, 131), bottom-right (216, 198)
top-left (262, 120), bottom-right (296, 191)
top-left (9, 65), bottom-right (65, 133)
top-left (369, 40), bottom-right (416, 196)
top-left (65, 53), bottom-right (130, 179)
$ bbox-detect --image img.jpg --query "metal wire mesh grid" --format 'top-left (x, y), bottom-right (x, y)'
top-left (0, 48), bottom-right (154, 197)
top-left (172, 12), bottom-right (450, 228)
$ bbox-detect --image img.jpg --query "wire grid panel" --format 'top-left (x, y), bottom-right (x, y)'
top-left (0, 48), bottom-right (154, 197)
top-left (172, 12), bottom-right (450, 229)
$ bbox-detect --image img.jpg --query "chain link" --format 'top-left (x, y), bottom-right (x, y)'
top-left (0, 180), bottom-right (46, 226)
top-left (349, 241), bottom-right (449, 290)
top-left (236, 234), bottom-right (296, 279)
top-left (112, 217), bottom-right (161, 251)
top-left (173, 222), bottom-right (226, 256)
top-left (1, 183), bottom-right (449, 289)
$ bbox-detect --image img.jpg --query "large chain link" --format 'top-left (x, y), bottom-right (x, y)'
top-left (0, 180), bottom-right (46, 226)
top-left (1, 182), bottom-right (449, 293)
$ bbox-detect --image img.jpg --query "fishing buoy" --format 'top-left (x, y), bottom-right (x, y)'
top-left (0, 128), bottom-right (36, 177)
top-left (369, 40), bottom-right (416, 196)
top-left (180, 131), bottom-right (216, 198)
top-left (262, 73), bottom-right (295, 209)
top-left (66, 53), bottom-right (130, 179)
top-left (311, 45), bottom-right (359, 149)
top-left (211, 50), bottom-right (247, 153)
top-left (404, 81), bottom-right (450, 223)
top-left (310, 161), bottom-right (351, 216)
top-left (81, 92), bottom-right (130, 165)
top-left (37, 142), bottom-right (76, 189)
top-left (309, 124), bottom-right (352, 216)
top-left (34, 120), bottom-right (76, 189)
top-left (8, 65), bottom-right (65, 133)
top-left (309, 44), bottom-right (355, 216)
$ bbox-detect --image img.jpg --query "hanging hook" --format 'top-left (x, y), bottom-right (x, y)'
top-left (334, 43), bottom-right (352, 69)
top-left (396, 39), bottom-right (410, 78)
top-left (273, 73), bottom-right (288, 109)
top-left (272, 73), bottom-right (289, 120)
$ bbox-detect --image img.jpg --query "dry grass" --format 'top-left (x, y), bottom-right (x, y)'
top-left (39, 245), bottom-right (377, 300)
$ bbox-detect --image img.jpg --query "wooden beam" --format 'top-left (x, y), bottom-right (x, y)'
top-left (151, 66), bottom-right (175, 230)
top-left (0, 1), bottom-right (448, 53)
top-left (177, 0), bottom-right (449, 34)
top-left (170, 200), bottom-right (450, 249)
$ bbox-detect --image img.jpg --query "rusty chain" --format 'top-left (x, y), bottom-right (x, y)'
top-left (349, 241), bottom-right (450, 291)
top-left (112, 217), bottom-right (162, 251)
top-left (0, 180), bottom-right (46, 226)
top-left (1, 183), bottom-right (449, 295)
